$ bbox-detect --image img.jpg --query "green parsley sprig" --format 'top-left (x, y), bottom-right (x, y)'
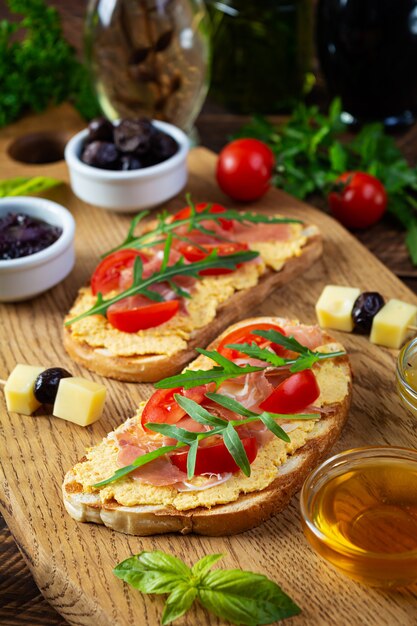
top-left (92, 393), bottom-right (317, 488)
top-left (235, 98), bottom-right (417, 263)
top-left (114, 551), bottom-right (300, 625)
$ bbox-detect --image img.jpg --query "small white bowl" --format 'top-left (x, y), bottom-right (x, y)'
top-left (64, 120), bottom-right (189, 213)
top-left (0, 197), bottom-right (75, 302)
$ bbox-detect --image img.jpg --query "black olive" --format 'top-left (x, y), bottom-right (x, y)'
top-left (150, 131), bottom-right (178, 162)
top-left (114, 119), bottom-right (153, 154)
top-left (87, 117), bottom-right (114, 143)
top-left (81, 141), bottom-right (120, 169)
top-left (352, 292), bottom-right (385, 333)
top-left (0, 212), bottom-right (62, 260)
top-left (120, 154), bottom-right (142, 170)
top-left (34, 368), bottom-right (72, 404)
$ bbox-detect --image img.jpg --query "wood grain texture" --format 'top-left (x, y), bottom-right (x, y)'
top-left (1, 135), bottom-right (417, 625)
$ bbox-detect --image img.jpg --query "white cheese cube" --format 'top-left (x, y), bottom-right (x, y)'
top-left (53, 377), bottom-right (106, 426)
top-left (370, 299), bottom-right (417, 349)
top-left (315, 285), bottom-right (360, 332)
top-left (4, 364), bottom-right (44, 415)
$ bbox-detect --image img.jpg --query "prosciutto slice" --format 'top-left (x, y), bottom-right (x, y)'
top-left (229, 222), bottom-right (291, 244)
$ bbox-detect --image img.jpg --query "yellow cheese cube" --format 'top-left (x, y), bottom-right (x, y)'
top-left (370, 299), bottom-right (417, 349)
top-left (4, 364), bottom-right (44, 415)
top-left (315, 285), bottom-right (360, 332)
top-left (53, 377), bottom-right (106, 426)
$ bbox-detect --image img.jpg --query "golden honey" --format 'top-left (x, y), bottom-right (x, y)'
top-left (397, 337), bottom-right (417, 418)
top-left (300, 448), bottom-right (417, 588)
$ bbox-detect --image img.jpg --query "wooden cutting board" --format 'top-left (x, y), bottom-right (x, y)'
top-left (1, 116), bottom-right (417, 626)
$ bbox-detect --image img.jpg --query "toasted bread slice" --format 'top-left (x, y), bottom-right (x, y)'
top-left (63, 317), bottom-right (352, 536)
top-left (63, 226), bottom-right (322, 382)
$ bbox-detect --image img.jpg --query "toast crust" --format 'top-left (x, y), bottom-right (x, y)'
top-left (63, 233), bottom-right (322, 382)
top-left (63, 316), bottom-right (352, 536)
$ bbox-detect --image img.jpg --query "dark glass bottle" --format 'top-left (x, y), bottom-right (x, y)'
top-left (317, 0), bottom-right (417, 127)
top-left (206, 0), bottom-right (313, 114)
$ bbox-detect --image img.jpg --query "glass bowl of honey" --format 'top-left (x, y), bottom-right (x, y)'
top-left (300, 447), bottom-right (417, 588)
top-left (397, 337), bottom-right (417, 416)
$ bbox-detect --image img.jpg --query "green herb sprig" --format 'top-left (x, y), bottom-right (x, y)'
top-left (104, 196), bottom-right (301, 257)
top-left (114, 551), bottom-right (300, 625)
top-left (0, 176), bottom-right (61, 198)
top-left (65, 246), bottom-right (259, 327)
top-left (93, 393), bottom-right (317, 488)
top-left (0, 0), bottom-right (100, 125)
top-left (155, 332), bottom-right (345, 390)
top-left (235, 98), bottom-right (417, 263)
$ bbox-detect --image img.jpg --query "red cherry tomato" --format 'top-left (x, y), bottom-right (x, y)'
top-left (172, 202), bottom-right (233, 230)
top-left (216, 139), bottom-right (275, 202)
top-left (179, 241), bottom-right (249, 276)
top-left (170, 435), bottom-right (258, 475)
top-left (141, 386), bottom-right (208, 430)
top-left (217, 322), bottom-right (287, 359)
top-left (328, 171), bottom-right (387, 229)
top-left (91, 249), bottom-right (146, 296)
top-left (259, 369), bottom-right (320, 414)
top-left (107, 296), bottom-right (179, 333)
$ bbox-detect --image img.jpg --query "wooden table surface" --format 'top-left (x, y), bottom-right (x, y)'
top-left (2, 103), bottom-right (417, 625)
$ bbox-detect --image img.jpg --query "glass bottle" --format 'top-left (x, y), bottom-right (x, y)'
top-left (85, 0), bottom-right (210, 132)
top-left (317, 0), bottom-right (417, 127)
top-left (206, 0), bottom-right (313, 114)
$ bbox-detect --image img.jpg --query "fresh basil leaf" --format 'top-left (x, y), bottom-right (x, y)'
top-left (174, 394), bottom-right (228, 427)
top-left (198, 569), bottom-right (301, 625)
top-left (259, 414), bottom-right (290, 443)
top-left (186, 439), bottom-right (199, 480)
top-left (191, 554), bottom-right (224, 579)
top-left (162, 584), bottom-right (198, 625)
top-left (223, 423), bottom-right (251, 477)
top-left (114, 551), bottom-right (191, 593)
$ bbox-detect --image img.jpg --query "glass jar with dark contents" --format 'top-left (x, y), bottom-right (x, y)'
top-left (0, 213), bottom-right (62, 260)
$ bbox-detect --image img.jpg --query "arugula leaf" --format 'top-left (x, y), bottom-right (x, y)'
top-left (223, 423), bottom-right (251, 476)
top-left (253, 330), bottom-right (308, 354)
top-left (65, 249), bottom-right (258, 326)
top-left (0, 176), bottom-right (61, 198)
top-left (174, 394), bottom-right (227, 427)
top-left (186, 439), bottom-right (199, 480)
top-left (225, 342), bottom-right (286, 367)
top-left (259, 413), bottom-right (290, 443)
top-left (115, 550), bottom-right (300, 625)
top-left (198, 569), bottom-right (301, 625)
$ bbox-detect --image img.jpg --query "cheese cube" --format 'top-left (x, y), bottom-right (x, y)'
top-left (370, 299), bottom-right (417, 349)
top-left (315, 285), bottom-right (360, 332)
top-left (53, 377), bottom-right (106, 426)
top-left (4, 364), bottom-right (44, 415)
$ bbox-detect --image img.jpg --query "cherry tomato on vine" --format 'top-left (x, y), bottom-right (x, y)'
top-left (328, 171), bottom-right (387, 229)
top-left (217, 322), bottom-right (286, 359)
top-left (216, 139), bottom-right (275, 202)
top-left (91, 249), bottom-right (147, 296)
top-left (107, 295), bottom-right (179, 333)
top-left (170, 435), bottom-right (258, 475)
top-left (259, 369), bottom-right (319, 414)
top-left (179, 241), bottom-right (249, 275)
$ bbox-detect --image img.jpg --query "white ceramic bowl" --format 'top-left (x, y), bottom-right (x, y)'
top-left (0, 197), bottom-right (75, 302)
top-left (64, 120), bottom-right (189, 213)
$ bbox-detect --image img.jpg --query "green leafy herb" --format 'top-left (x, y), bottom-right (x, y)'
top-left (93, 392), bottom-right (316, 488)
top-left (103, 198), bottom-right (301, 257)
top-left (114, 550), bottom-right (300, 625)
top-left (235, 98), bottom-right (417, 263)
top-left (65, 247), bottom-right (258, 327)
top-left (0, 176), bottom-right (61, 198)
top-left (0, 0), bottom-right (100, 125)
